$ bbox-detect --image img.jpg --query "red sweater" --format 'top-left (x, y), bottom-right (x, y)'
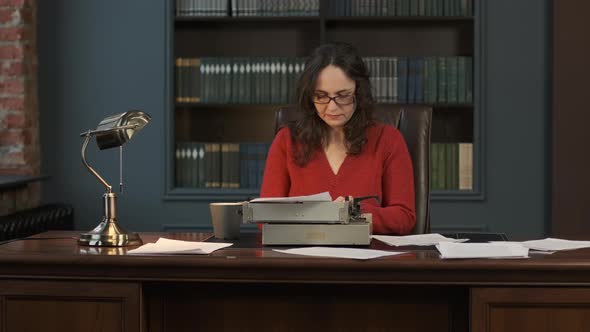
top-left (260, 123), bottom-right (416, 235)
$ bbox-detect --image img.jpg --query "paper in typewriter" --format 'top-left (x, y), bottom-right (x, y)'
top-left (250, 191), bottom-right (332, 203)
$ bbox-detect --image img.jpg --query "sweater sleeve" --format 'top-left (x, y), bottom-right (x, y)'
top-left (361, 127), bottom-right (416, 235)
top-left (260, 128), bottom-right (291, 198)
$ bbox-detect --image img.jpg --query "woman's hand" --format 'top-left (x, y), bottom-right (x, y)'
top-left (333, 195), bottom-right (353, 202)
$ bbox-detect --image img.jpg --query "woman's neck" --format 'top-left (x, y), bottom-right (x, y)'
top-left (325, 127), bottom-right (346, 147)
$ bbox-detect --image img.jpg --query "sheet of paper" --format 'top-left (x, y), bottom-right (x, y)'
top-left (372, 233), bottom-right (468, 246)
top-left (521, 238), bottom-right (590, 251)
top-left (436, 242), bottom-right (529, 259)
top-left (249, 191), bottom-right (332, 203)
top-left (273, 247), bottom-right (405, 260)
top-left (127, 237), bottom-right (232, 255)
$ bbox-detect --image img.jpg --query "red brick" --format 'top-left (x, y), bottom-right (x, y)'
top-left (0, 130), bottom-right (24, 145)
top-left (0, 9), bottom-right (16, 24)
top-left (0, 152), bottom-right (26, 167)
top-left (0, 27), bottom-right (23, 41)
top-left (0, 61), bottom-right (25, 76)
top-left (3, 112), bottom-right (25, 127)
top-left (1, 0), bottom-right (26, 7)
top-left (0, 167), bottom-right (31, 175)
top-left (0, 0), bottom-right (37, 181)
top-left (0, 79), bottom-right (24, 94)
top-left (0, 97), bottom-right (24, 110)
top-left (0, 45), bottom-right (23, 59)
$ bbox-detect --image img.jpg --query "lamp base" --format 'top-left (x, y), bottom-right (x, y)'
top-left (78, 219), bottom-right (143, 247)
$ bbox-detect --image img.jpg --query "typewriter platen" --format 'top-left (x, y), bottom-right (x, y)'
top-left (242, 196), bottom-right (378, 245)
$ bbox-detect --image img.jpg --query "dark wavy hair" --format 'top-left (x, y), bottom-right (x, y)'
top-left (290, 42), bottom-right (375, 167)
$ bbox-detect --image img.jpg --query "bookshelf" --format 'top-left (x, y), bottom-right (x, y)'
top-left (165, 0), bottom-right (484, 201)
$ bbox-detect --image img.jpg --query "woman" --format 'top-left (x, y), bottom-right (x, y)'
top-left (260, 42), bottom-right (415, 235)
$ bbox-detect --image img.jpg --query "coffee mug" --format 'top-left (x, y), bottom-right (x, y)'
top-left (209, 202), bottom-right (243, 239)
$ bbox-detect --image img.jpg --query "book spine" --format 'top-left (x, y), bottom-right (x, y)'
top-left (398, 57), bottom-right (408, 103)
top-left (407, 57), bottom-right (416, 103)
top-left (415, 57), bottom-right (424, 103)
top-left (437, 56), bottom-right (447, 104)
top-left (465, 56), bottom-right (473, 103)
top-left (198, 143), bottom-right (206, 188)
top-left (231, 143), bottom-right (240, 188)
top-left (447, 56), bottom-right (458, 103)
top-left (175, 143), bottom-right (183, 187)
top-left (458, 142), bottom-right (473, 190)
top-left (221, 143), bottom-right (230, 188)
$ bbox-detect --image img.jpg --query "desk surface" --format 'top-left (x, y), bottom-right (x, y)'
top-left (1, 231), bottom-right (590, 286)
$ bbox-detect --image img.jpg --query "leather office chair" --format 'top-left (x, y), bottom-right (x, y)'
top-left (274, 105), bottom-right (432, 234)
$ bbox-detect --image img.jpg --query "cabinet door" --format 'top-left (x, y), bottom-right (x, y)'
top-left (146, 283), bottom-right (468, 332)
top-left (472, 287), bottom-right (590, 332)
top-left (0, 280), bottom-right (141, 332)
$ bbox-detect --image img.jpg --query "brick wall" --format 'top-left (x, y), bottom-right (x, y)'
top-left (0, 0), bottom-right (39, 215)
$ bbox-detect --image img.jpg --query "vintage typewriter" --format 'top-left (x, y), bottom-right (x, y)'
top-left (241, 195), bottom-right (378, 246)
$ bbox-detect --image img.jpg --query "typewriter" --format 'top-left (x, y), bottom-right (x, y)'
top-left (241, 195), bottom-right (378, 246)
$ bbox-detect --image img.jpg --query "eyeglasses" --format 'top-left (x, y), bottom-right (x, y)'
top-left (313, 94), bottom-right (355, 106)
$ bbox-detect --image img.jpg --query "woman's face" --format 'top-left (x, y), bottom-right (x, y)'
top-left (313, 65), bottom-right (356, 131)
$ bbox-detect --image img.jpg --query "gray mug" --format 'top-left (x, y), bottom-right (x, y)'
top-left (209, 202), bottom-right (243, 239)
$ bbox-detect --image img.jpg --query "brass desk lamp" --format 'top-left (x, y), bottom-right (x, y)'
top-left (78, 110), bottom-right (151, 247)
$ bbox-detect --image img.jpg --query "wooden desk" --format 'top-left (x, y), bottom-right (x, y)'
top-left (2, 232), bottom-right (590, 332)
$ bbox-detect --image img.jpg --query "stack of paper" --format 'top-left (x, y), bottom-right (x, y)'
top-left (372, 233), bottom-right (468, 247)
top-left (436, 242), bottom-right (529, 259)
top-left (522, 238), bottom-right (590, 251)
top-left (127, 238), bottom-right (232, 255)
top-left (273, 247), bottom-right (406, 260)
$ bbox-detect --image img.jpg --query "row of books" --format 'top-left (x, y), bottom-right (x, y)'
top-left (175, 57), bottom-right (305, 104)
top-left (328, 0), bottom-right (473, 17)
top-left (176, 0), bottom-right (228, 16)
top-left (175, 0), bottom-right (320, 17)
top-left (175, 56), bottom-right (472, 105)
top-left (231, 0), bottom-right (320, 16)
top-left (175, 142), bottom-right (270, 189)
top-left (364, 56), bottom-right (473, 104)
top-left (431, 142), bottom-right (472, 190)
top-left (175, 0), bottom-right (472, 17)
top-left (175, 141), bottom-right (473, 191)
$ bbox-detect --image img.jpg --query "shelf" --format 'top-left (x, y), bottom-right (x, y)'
top-left (175, 102), bottom-right (474, 110)
top-left (174, 103), bottom-right (474, 142)
top-left (167, 0), bottom-right (482, 202)
top-left (431, 189), bottom-right (483, 201)
top-left (378, 103), bottom-right (473, 109)
top-left (175, 16), bottom-right (320, 24)
top-left (326, 21), bottom-right (473, 56)
top-left (175, 103), bottom-right (291, 110)
top-left (175, 16), bottom-right (473, 24)
top-left (0, 175), bottom-right (49, 191)
top-left (164, 188), bottom-right (483, 202)
top-left (164, 188), bottom-right (261, 202)
top-left (174, 20), bottom-right (319, 57)
top-left (325, 16), bottom-right (474, 23)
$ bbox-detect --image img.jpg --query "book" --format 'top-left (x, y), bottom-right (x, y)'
top-left (458, 142), bottom-right (473, 190)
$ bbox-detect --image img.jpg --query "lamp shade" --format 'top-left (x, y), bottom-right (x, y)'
top-left (95, 110), bottom-right (151, 150)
